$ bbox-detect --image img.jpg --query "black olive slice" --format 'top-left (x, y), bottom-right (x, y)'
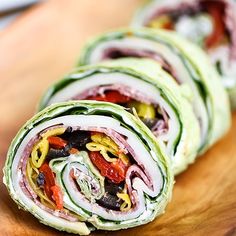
top-left (141, 118), bottom-right (158, 129)
top-left (47, 145), bottom-right (70, 159)
top-left (36, 172), bottom-right (45, 187)
top-left (104, 179), bottom-right (124, 195)
top-left (67, 131), bottom-right (91, 149)
top-left (96, 192), bottom-right (123, 211)
top-left (58, 126), bottom-right (73, 140)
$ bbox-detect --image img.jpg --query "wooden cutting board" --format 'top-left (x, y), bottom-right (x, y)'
top-left (0, 1), bottom-right (235, 235)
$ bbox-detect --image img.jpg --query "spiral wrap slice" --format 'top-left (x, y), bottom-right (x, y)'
top-left (3, 101), bottom-right (173, 235)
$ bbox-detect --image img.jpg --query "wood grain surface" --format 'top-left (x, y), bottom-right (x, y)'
top-left (0, 1), bottom-right (235, 235)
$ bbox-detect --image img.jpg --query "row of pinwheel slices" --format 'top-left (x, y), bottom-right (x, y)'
top-left (4, 27), bottom-right (231, 235)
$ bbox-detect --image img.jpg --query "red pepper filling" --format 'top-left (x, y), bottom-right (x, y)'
top-left (39, 163), bottom-right (63, 210)
top-left (89, 151), bottom-right (130, 184)
top-left (87, 90), bottom-right (131, 104)
top-left (202, 1), bottom-right (226, 48)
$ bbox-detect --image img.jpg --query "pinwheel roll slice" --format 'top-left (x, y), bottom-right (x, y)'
top-left (78, 28), bottom-right (231, 153)
top-left (3, 101), bottom-right (173, 235)
top-left (132, 0), bottom-right (236, 108)
top-left (39, 58), bottom-right (200, 174)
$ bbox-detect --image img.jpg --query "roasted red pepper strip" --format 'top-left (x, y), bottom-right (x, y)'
top-left (39, 163), bottom-right (63, 209)
top-left (204, 2), bottom-right (225, 48)
top-left (87, 91), bottom-right (131, 104)
top-left (47, 136), bottom-right (67, 149)
top-left (89, 151), bottom-right (129, 183)
top-left (39, 163), bottom-right (55, 189)
top-left (111, 158), bottom-right (129, 178)
top-left (51, 185), bottom-right (63, 210)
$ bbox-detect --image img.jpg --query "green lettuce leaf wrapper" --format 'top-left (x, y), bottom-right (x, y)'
top-left (77, 28), bottom-right (231, 153)
top-left (39, 58), bottom-right (200, 175)
top-left (131, 0), bottom-right (236, 109)
top-left (3, 101), bottom-right (173, 235)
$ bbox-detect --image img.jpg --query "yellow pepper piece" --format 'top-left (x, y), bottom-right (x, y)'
top-left (40, 197), bottom-right (56, 209)
top-left (148, 15), bottom-right (172, 29)
top-left (26, 160), bottom-right (36, 188)
top-left (41, 127), bottom-right (66, 139)
top-left (128, 101), bottom-right (156, 119)
top-left (31, 127), bottom-right (66, 169)
top-left (88, 133), bottom-right (130, 164)
top-left (117, 193), bottom-right (132, 212)
top-left (86, 142), bottom-right (117, 162)
top-left (138, 103), bottom-right (156, 119)
top-left (91, 133), bottom-right (118, 151)
top-left (118, 153), bottom-right (130, 165)
top-left (29, 158), bottom-right (39, 174)
top-left (89, 133), bottom-right (119, 162)
top-left (31, 138), bottom-right (49, 168)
